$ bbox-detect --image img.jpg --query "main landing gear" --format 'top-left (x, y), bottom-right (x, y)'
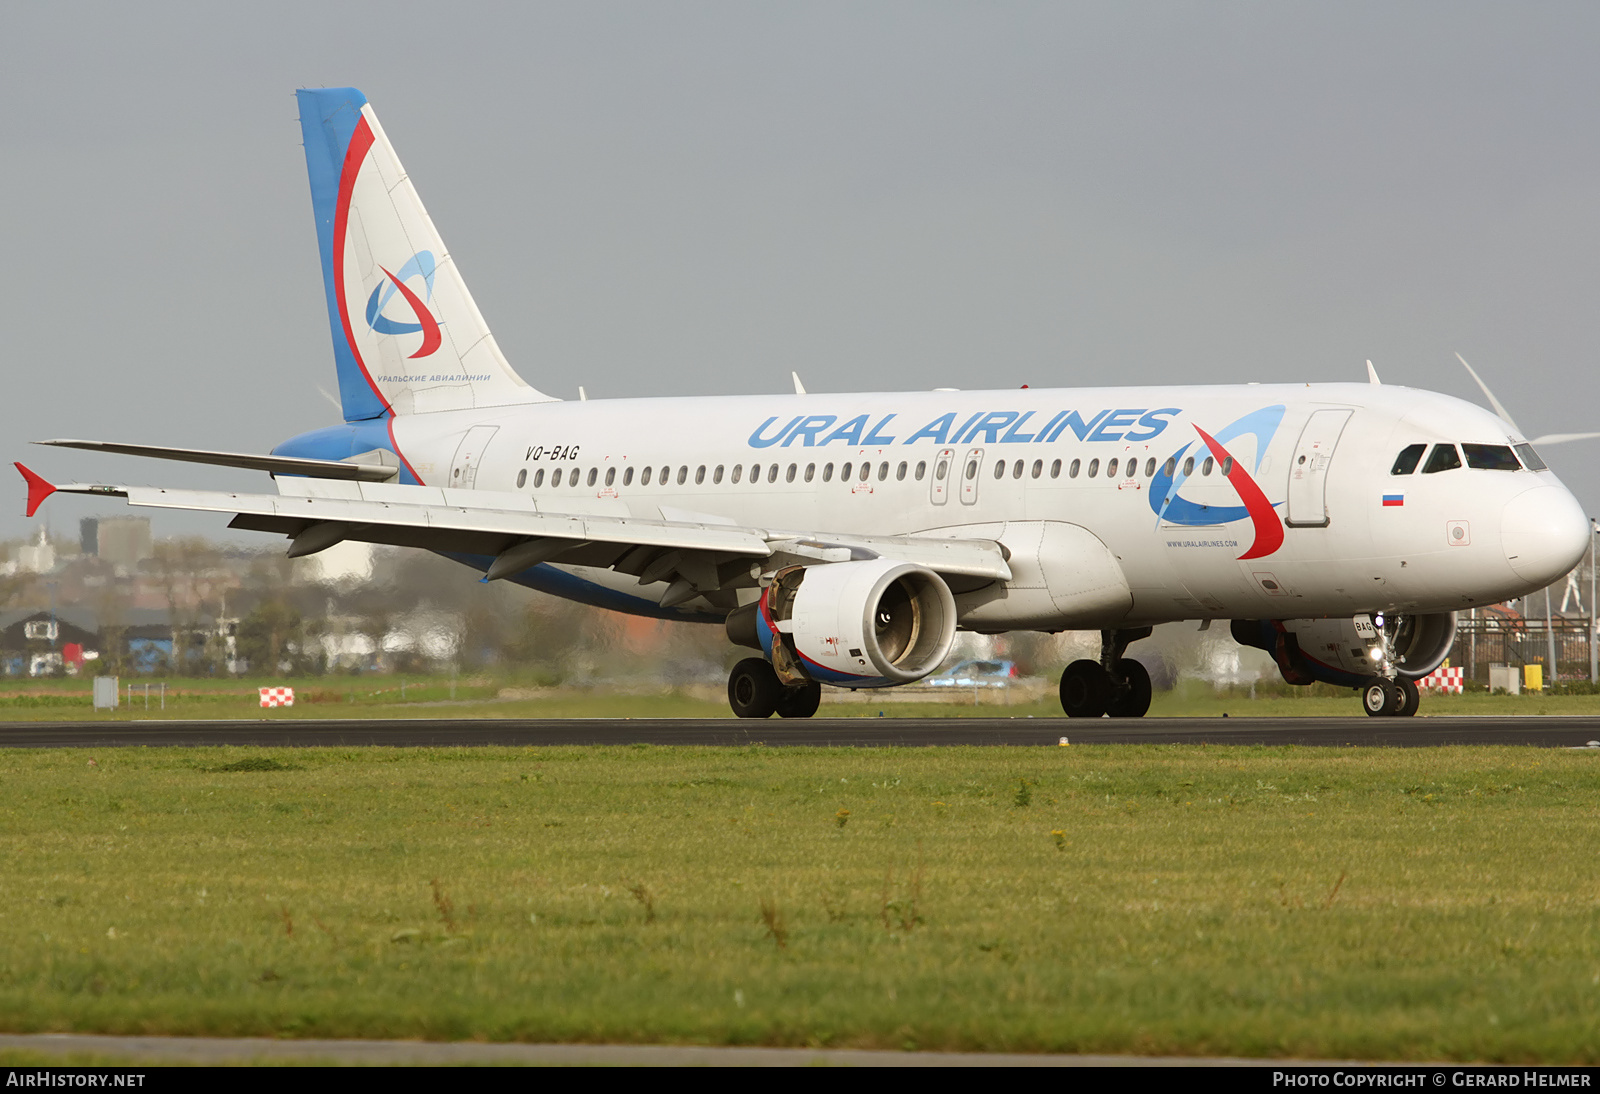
top-left (1059, 628), bottom-right (1154, 718)
top-left (727, 658), bottom-right (822, 719)
top-left (1361, 677), bottom-right (1419, 718)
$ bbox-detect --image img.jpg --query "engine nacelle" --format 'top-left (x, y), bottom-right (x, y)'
top-left (1232, 612), bottom-right (1456, 687)
top-left (751, 559), bottom-right (958, 688)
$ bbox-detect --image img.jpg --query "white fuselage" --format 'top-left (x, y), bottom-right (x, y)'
top-left (378, 381), bottom-right (1590, 630)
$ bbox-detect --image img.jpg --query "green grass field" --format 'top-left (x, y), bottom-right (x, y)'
top-left (2, 743), bottom-right (1598, 1061)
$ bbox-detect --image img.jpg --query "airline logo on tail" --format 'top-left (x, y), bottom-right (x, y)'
top-left (1150, 405), bottom-right (1286, 560)
top-left (364, 251), bottom-right (442, 358)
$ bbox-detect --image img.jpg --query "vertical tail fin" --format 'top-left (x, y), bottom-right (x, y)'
top-left (297, 88), bottom-right (554, 419)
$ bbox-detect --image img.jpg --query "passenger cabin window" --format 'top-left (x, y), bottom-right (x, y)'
top-left (1202, 457), bottom-right (1214, 476)
top-left (842, 462), bottom-right (853, 480)
top-left (993, 460), bottom-right (1004, 479)
top-left (787, 464), bottom-right (797, 483)
top-left (915, 461), bottom-right (926, 480)
top-left (605, 467), bottom-right (616, 486)
top-left (1515, 442), bottom-right (1548, 471)
top-left (770, 465), bottom-right (782, 484)
top-left (1087, 458), bottom-right (1099, 478)
top-left (877, 462), bottom-right (888, 481)
top-left (533, 469), bottom-right (546, 488)
top-left (805, 463), bottom-right (816, 482)
top-left (1221, 457), bottom-right (1234, 475)
top-left (1145, 458), bottom-right (1156, 477)
top-left (1422, 444), bottom-right (1463, 474)
top-left (858, 463), bottom-right (870, 482)
top-left (516, 469), bottom-right (527, 489)
top-left (897, 462), bottom-right (907, 481)
top-left (713, 465), bottom-right (724, 484)
top-left (1031, 460), bottom-right (1042, 479)
top-left (822, 463), bottom-right (834, 482)
top-left (553, 469), bottom-right (564, 487)
top-left (588, 468), bottom-right (598, 487)
top-left (695, 465), bottom-right (706, 485)
top-left (1050, 459), bottom-right (1061, 478)
top-left (622, 467), bottom-right (633, 486)
top-left (1390, 444), bottom-right (1426, 475)
top-left (678, 466), bottom-right (689, 485)
top-left (1107, 458), bottom-right (1119, 478)
top-left (731, 464), bottom-right (742, 484)
top-left (1462, 444), bottom-right (1521, 471)
top-left (641, 467), bottom-right (652, 486)
top-left (1069, 458), bottom-right (1081, 478)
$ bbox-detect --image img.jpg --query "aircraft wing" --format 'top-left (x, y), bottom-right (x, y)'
top-left (16, 465), bottom-right (1011, 610)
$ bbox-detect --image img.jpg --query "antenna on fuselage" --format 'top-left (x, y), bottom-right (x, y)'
top-left (792, 372), bottom-right (807, 395)
top-left (1366, 360), bottom-right (1381, 385)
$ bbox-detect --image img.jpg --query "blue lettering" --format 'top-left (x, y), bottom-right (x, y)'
top-left (964, 411), bottom-right (1019, 444)
top-left (1032, 411), bottom-right (1067, 443)
top-left (905, 412), bottom-right (957, 445)
top-left (783, 415), bottom-right (838, 447)
top-left (1000, 410), bottom-right (1037, 443)
top-left (1047, 409), bottom-right (1112, 442)
top-left (1088, 408), bottom-right (1143, 443)
top-left (749, 415), bottom-right (801, 448)
top-left (822, 414), bottom-right (868, 446)
top-left (862, 414), bottom-right (897, 446)
top-left (1124, 407), bottom-right (1179, 442)
top-left (951, 412), bottom-right (985, 445)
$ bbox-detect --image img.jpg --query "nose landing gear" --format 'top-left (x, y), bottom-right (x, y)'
top-left (1361, 677), bottom-right (1419, 717)
top-left (1059, 628), bottom-right (1154, 718)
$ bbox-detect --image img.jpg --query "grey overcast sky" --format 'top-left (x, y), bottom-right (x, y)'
top-left (3, 1), bottom-right (1598, 542)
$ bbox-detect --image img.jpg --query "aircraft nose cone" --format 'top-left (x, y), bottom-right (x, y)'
top-left (1502, 486), bottom-right (1590, 587)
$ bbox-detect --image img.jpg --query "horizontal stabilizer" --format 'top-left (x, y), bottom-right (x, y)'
top-left (35, 440), bottom-right (399, 482)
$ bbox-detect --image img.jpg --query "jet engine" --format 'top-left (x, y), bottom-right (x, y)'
top-left (1231, 612), bottom-right (1456, 687)
top-left (729, 559), bottom-right (958, 688)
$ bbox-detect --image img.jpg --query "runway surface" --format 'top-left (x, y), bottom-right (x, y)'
top-left (3, 716), bottom-right (1600, 748)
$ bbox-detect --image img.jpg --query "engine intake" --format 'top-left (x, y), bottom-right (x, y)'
top-left (751, 559), bottom-right (957, 688)
top-left (1232, 612), bottom-right (1457, 687)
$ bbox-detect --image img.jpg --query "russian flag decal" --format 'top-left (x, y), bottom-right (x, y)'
top-left (1382, 494), bottom-right (1404, 507)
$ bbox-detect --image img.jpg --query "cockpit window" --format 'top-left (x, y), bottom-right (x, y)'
top-left (1390, 444), bottom-right (1426, 475)
top-left (1422, 444), bottom-right (1463, 474)
top-left (1514, 442), bottom-right (1548, 472)
top-left (1462, 443), bottom-right (1521, 471)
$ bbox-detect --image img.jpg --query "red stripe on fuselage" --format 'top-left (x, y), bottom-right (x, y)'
top-left (1192, 425), bottom-right (1285, 561)
top-left (332, 117), bottom-right (392, 416)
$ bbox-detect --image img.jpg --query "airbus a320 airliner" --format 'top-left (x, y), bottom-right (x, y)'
top-left (16, 88), bottom-right (1593, 718)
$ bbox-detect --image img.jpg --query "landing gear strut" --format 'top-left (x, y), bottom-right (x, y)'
top-left (1059, 628), bottom-right (1154, 718)
top-left (727, 658), bottom-right (821, 719)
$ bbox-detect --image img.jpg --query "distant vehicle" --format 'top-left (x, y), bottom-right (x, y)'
top-left (928, 659), bottom-right (1018, 687)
